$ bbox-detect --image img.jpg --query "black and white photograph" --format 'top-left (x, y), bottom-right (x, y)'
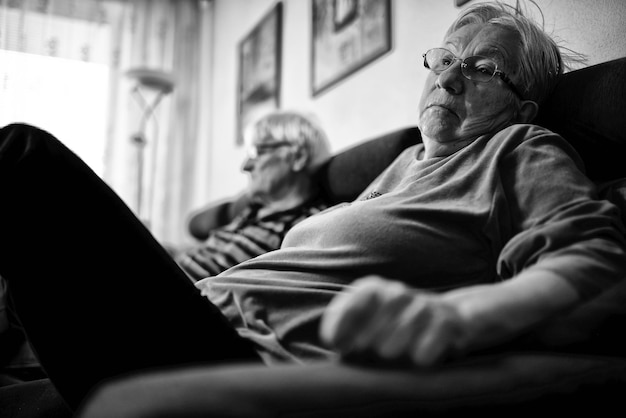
top-left (1, 1), bottom-right (625, 417)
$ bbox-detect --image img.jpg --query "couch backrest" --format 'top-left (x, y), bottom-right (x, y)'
top-left (188, 57), bottom-right (626, 239)
top-left (314, 127), bottom-right (422, 205)
top-left (534, 57), bottom-right (626, 182)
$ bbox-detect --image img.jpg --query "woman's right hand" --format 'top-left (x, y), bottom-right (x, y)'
top-left (319, 276), bottom-right (468, 367)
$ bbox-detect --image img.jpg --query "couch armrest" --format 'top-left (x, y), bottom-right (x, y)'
top-left (187, 194), bottom-right (250, 241)
top-left (78, 353), bottom-right (626, 417)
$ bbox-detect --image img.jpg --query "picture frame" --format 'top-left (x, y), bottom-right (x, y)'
top-left (311, 0), bottom-right (392, 97)
top-left (237, 2), bottom-right (283, 145)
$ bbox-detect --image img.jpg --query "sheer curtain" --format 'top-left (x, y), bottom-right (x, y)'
top-left (1, 0), bottom-right (209, 246)
top-left (106, 0), bottom-right (206, 246)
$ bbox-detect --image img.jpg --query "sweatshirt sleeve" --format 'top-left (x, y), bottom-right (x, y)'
top-left (496, 125), bottom-right (626, 300)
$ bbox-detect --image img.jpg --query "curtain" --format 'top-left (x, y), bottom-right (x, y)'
top-left (1, 0), bottom-right (209, 247)
top-left (106, 0), bottom-right (206, 246)
top-left (0, 0), bottom-right (110, 62)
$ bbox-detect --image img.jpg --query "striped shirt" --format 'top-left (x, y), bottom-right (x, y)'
top-left (179, 197), bottom-right (328, 281)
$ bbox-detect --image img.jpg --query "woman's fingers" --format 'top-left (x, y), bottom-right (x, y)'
top-left (319, 276), bottom-right (383, 351)
top-left (321, 276), bottom-right (466, 367)
top-left (409, 301), bottom-right (463, 366)
top-left (376, 296), bottom-right (431, 360)
top-left (348, 280), bottom-right (413, 353)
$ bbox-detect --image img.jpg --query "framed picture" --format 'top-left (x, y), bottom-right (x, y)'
top-left (237, 2), bottom-right (283, 145)
top-left (311, 0), bottom-right (392, 96)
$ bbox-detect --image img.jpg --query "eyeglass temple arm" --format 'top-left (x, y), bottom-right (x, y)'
top-left (495, 71), bottom-right (524, 100)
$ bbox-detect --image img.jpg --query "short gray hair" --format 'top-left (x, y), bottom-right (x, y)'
top-left (247, 110), bottom-right (331, 172)
top-left (447, 1), bottom-right (571, 106)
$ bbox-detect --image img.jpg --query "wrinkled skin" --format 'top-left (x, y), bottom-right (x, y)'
top-left (417, 23), bottom-right (526, 158)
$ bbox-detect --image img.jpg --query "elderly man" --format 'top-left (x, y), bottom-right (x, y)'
top-left (174, 110), bottom-right (331, 280)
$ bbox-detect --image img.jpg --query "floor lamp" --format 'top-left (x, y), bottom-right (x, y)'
top-left (125, 67), bottom-right (175, 226)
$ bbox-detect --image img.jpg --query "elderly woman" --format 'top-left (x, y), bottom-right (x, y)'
top-left (0, 1), bottom-right (624, 415)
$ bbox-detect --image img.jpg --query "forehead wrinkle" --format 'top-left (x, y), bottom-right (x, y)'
top-left (444, 38), bottom-right (458, 48)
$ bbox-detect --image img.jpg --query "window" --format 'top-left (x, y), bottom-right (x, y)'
top-left (0, 49), bottom-right (110, 175)
top-left (0, 2), bottom-right (112, 176)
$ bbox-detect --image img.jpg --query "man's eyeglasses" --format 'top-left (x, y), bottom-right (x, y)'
top-left (247, 141), bottom-right (293, 159)
top-left (422, 48), bottom-right (524, 100)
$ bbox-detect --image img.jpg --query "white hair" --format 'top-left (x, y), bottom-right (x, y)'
top-left (247, 110), bottom-right (332, 172)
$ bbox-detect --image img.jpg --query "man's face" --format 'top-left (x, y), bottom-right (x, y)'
top-left (242, 138), bottom-right (295, 202)
top-left (418, 23), bottom-right (521, 147)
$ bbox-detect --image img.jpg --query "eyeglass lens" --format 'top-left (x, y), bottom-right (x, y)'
top-left (423, 48), bottom-right (523, 99)
top-left (424, 49), bottom-right (497, 82)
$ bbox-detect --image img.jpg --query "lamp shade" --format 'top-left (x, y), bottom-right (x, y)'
top-left (125, 67), bottom-right (175, 94)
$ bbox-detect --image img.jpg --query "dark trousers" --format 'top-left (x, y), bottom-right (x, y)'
top-left (0, 124), bottom-right (261, 409)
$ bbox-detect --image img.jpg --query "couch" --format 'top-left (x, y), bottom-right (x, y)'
top-left (2, 57), bottom-right (626, 417)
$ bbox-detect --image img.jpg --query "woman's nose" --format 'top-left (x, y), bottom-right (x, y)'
top-left (436, 61), bottom-right (465, 95)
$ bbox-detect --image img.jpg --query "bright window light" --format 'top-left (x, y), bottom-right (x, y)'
top-left (0, 49), bottom-right (110, 176)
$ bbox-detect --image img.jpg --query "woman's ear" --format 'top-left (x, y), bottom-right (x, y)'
top-left (517, 100), bottom-right (539, 123)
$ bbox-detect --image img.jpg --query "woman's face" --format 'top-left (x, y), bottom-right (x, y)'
top-left (417, 23), bottom-right (521, 156)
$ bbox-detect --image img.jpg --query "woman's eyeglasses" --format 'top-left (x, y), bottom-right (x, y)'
top-left (422, 48), bottom-right (524, 100)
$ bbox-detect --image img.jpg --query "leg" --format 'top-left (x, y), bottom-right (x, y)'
top-left (0, 124), bottom-right (260, 409)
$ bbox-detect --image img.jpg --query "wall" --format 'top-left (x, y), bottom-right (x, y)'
top-left (189, 0), bottom-right (626, 226)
